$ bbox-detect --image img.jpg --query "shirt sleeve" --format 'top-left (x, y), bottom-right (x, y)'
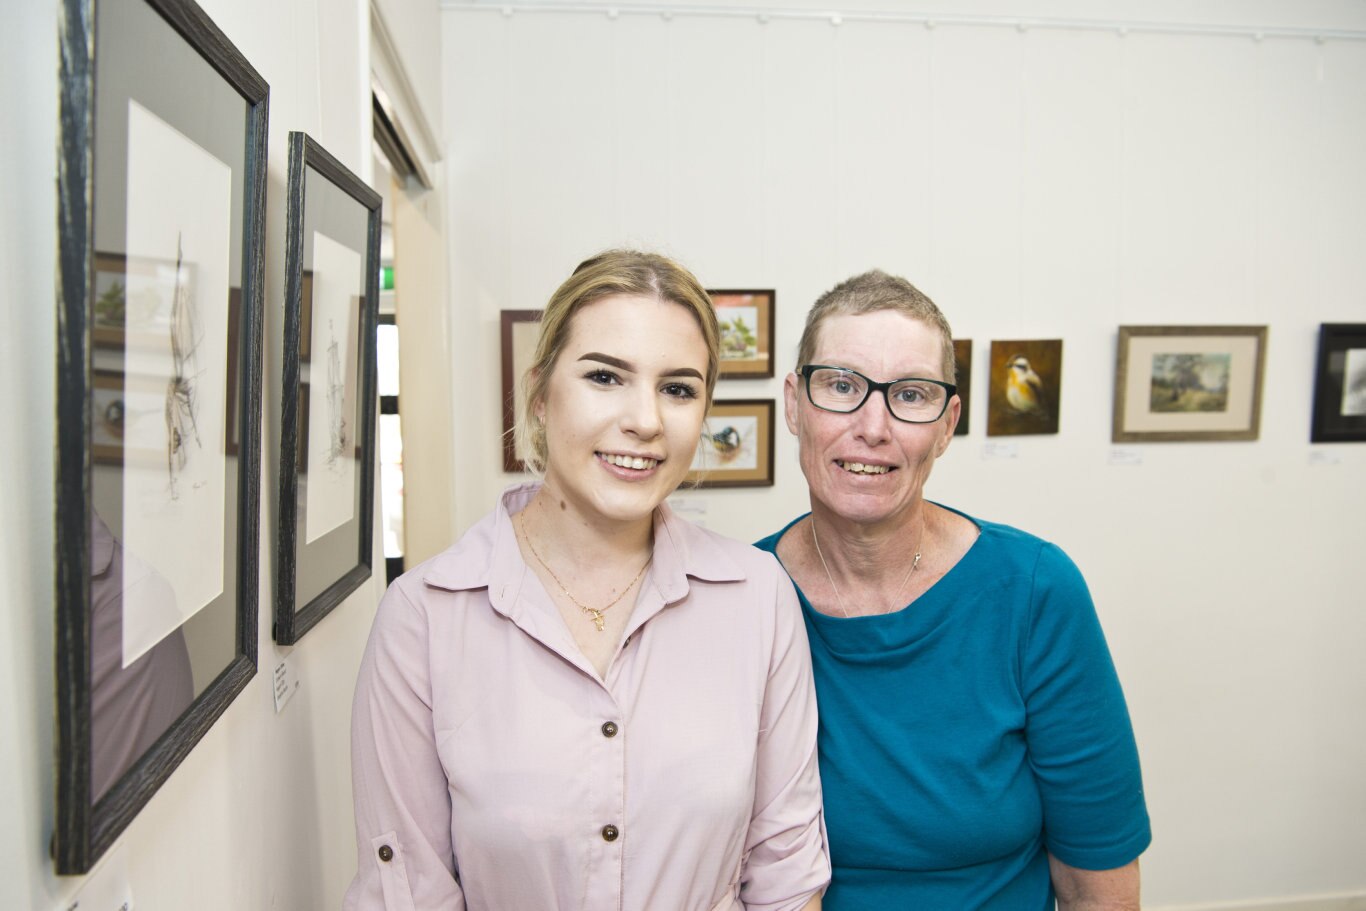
top-left (740, 557), bottom-right (831, 911)
top-left (1023, 543), bottom-right (1152, 871)
top-left (344, 580), bottom-right (466, 911)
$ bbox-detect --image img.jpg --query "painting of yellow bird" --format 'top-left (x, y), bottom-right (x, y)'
top-left (987, 340), bottom-right (1063, 435)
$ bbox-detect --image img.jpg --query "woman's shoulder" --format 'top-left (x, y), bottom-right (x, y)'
top-left (662, 507), bottom-right (789, 583)
top-left (934, 503), bottom-right (1082, 580)
top-left (381, 506), bottom-right (505, 611)
top-left (753, 514), bottom-right (807, 555)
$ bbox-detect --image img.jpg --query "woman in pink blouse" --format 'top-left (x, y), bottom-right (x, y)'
top-left (345, 250), bottom-right (829, 911)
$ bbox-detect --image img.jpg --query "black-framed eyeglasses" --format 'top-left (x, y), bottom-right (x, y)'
top-left (799, 365), bottom-right (957, 424)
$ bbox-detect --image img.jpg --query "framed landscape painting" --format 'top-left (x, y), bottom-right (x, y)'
top-left (1113, 325), bottom-right (1267, 443)
top-left (709, 289), bottom-right (775, 379)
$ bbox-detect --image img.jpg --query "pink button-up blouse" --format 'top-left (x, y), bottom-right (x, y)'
top-left (344, 484), bottom-right (829, 911)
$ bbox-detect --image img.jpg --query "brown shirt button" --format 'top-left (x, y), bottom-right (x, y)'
top-left (378, 845), bottom-right (394, 862)
top-left (601, 824), bottom-right (619, 842)
top-left (601, 721), bottom-right (619, 738)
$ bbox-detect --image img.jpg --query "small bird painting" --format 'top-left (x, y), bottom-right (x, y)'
top-left (1004, 354), bottom-right (1049, 421)
top-left (987, 340), bottom-right (1062, 436)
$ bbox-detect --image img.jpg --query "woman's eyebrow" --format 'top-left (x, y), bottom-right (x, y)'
top-left (578, 353), bottom-right (704, 381)
top-left (578, 352), bottom-right (633, 371)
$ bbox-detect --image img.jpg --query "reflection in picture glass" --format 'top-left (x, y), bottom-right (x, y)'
top-left (121, 98), bottom-right (231, 667)
top-left (1341, 348), bottom-right (1366, 417)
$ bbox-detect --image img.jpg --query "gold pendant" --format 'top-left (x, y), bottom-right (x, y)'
top-left (586, 608), bottom-right (606, 632)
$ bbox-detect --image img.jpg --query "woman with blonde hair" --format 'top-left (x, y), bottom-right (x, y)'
top-left (346, 250), bottom-right (829, 910)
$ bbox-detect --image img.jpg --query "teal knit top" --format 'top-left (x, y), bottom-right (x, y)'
top-left (756, 510), bottom-right (1150, 909)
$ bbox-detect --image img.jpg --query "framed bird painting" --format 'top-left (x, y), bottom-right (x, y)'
top-left (686, 398), bottom-right (775, 488)
top-left (987, 340), bottom-right (1063, 436)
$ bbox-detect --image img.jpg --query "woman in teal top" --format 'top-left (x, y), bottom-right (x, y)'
top-left (760, 270), bottom-right (1150, 909)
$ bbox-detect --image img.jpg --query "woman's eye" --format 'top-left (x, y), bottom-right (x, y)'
top-left (895, 387), bottom-right (926, 403)
top-left (585, 370), bottom-right (620, 386)
top-left (831, 380), bottom-right (856, 395)
top-left (662, 382), bottom-right (698, 400)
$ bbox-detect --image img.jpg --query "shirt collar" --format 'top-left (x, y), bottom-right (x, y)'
top-left (421, 482), bottom-right (747, 603)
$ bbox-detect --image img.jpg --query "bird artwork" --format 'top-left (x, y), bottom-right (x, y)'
top-left (987, 340), bottom-right (1062, 436)
top-left (1004, 354), bottom-right (1049, 421)
top-left (702, 424), bottom-right (743, 464)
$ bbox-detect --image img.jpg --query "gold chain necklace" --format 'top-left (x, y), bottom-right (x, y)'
top-left (518, 507), bottom-right (652, 632)
top-left (810, 514), bottom-right (922, 619)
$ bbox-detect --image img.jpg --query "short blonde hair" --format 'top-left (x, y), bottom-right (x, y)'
top-left (515, 250), bottom-right (720, 475)
top-left (796, 270), bottom-right (956, 380)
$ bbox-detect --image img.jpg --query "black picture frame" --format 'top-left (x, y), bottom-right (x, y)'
top-left (1310, 323), bottom-right (1366, 443)
top-left (56, 0), bottom-right (268, 874)
top-left (274, 133), bottom-right (382, 645)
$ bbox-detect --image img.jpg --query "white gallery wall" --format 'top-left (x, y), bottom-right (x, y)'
top-left (2, 0), bottom-right (441, 907)
top-left (441, 2), bottom-right (1366, 907)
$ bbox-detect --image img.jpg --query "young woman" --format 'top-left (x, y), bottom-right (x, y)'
top-left (345, 250), bottom-right (828, 911)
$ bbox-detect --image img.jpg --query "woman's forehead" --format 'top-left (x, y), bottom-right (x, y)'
top-left (813, 312), bottom-right (945, 371)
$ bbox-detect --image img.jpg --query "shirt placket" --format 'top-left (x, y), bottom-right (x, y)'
top-left (582, 673), bottom-right (627, 911)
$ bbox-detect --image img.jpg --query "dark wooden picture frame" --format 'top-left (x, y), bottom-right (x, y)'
top-left (501, 309), bottom-right (542, 472)
top-left (709, 289), bottom-right (776, 379)
top-left (275, 133), bottom-right (382, 645)
top-left (952, 339), bottom-right (972, 436)
top-left (55, 0), bottom-right (268, 874)
top-left (1310, 323), bottom-right (1366, 443)
top-left (1113, 325), bottom-right (1268, 443)
top-left (686, 398), bottom-right (776, 488)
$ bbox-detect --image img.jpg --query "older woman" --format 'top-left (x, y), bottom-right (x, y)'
top-left (346, 250), bottom-right (828, 911)
top-left (756, 270), bottom-right (1149, 910)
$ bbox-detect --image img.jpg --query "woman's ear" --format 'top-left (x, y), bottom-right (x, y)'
top-left (783, 371), bottom-right (801, 436)
top-left (936, 395), bottom-right (961, 457)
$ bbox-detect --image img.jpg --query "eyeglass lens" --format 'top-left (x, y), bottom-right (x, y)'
top-left (806, 367), bottom-right (948, 421)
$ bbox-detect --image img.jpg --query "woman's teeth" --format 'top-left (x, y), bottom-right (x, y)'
top-left (601, 453), bottom-right (658, 470)
top-left (838, 460), bottom-right (889, 475)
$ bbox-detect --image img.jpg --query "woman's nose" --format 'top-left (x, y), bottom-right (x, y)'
top-left (621, 387), bottom-right (663, 439)
top-left (851, 390), bottom-right (894, 444)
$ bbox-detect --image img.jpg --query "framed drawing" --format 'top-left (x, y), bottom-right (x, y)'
top-left (55, 0), bottom-right (268, 873)
top-left (1113, 326), bottom-right (1267, 443)
top-left (686, 399), bottom-right (776, 488)
top-left (276, 133), bottom-right (382, 645)
top-left (987, 340), bottom-right (1063, 436)
top-left (501, 309), bottom-right (542, 472)
top-left (1310, 323), bottom-right (1366, 443)
top-left (952, 339), bottom-right (972, 436)
top-left (710, 289), bottom-right (775, 379)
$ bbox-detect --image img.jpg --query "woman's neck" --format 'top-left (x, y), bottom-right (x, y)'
top-left (524, 483), bottom-right (655, 565)
top-left (808, 499), bottom-right (930, 581)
